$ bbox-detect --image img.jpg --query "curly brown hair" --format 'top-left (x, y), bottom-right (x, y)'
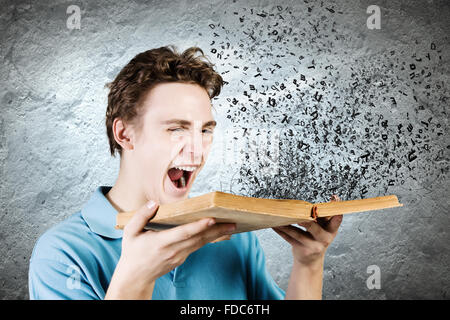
top-left (105, 45), bottom-right (224, 157)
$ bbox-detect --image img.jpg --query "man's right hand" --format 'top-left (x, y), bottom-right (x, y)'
top-left (105, 200), bottom-right (236, 300)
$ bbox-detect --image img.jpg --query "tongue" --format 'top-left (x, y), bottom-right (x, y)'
top-left (168, 168), bottom-right (184, 181)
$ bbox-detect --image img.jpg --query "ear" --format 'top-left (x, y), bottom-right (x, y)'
top-left (112, 118), bottom-right (135, 152)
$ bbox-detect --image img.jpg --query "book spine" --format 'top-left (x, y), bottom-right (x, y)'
top-left (311, 205), bottom-right (318, 221)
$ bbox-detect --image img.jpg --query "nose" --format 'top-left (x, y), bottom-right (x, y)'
top-left (181, 132), bottom-right (203, 165)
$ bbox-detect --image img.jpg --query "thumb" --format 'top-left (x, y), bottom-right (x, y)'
top-left (123, 200), bottom-right (159, 237)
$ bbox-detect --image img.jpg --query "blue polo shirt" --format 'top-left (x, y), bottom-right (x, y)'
top-left (28, 186), bottom-right (286, 300)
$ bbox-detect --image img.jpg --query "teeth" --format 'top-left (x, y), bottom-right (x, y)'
top-left (174, 166), bottom-right (196, 172)
top-left (179, 175), bottom-right (186, 188)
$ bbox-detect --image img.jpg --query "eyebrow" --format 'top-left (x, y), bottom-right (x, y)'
top-left (161, 119), bottom-right (217, 128)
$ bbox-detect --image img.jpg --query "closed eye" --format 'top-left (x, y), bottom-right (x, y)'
top-left (168, 127), bottom-right (214, 134)
top-left (168, 127), bottom-right (185, 132)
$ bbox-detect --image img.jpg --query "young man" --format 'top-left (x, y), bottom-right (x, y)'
top-left (29, 45), bottom-right (343, 300)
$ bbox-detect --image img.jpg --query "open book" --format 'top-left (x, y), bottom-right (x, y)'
top-left (115, 191), bottom-right (403, 234)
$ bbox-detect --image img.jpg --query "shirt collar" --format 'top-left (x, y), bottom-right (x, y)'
top-left (81, 186), bottom-right (123, 239)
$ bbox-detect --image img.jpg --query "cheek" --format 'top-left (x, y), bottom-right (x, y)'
top-left (134, 134), bottom-right (166, 168)
top-left (135, 149), bottom-right (158, 174)
top-left (137, 130), bottom-right (172, 154)
top-left (203, 140), bottom-right (212, 155)
top-left (165, 135), bottom-right (185, 159)
top-left (203, 135), bottom-right (213, 153)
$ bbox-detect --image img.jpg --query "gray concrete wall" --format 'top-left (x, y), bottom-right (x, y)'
top-left (0, 0), bottom-right (449, 299)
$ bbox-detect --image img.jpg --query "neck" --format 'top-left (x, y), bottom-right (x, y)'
top-left (106, 158), bottom-right (147, 213)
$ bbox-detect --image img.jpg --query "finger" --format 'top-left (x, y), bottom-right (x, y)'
top-left (330, 194), bottom-right (341, 202)
top-left (274, 225), bottom-right (316, 247)
top-left (324, 215), bottom-right (343, 234)
top-left (158, 217), bottom-right (215, 245)
top-left (168, 222), bottom-right (236, 253)
top-left (321, 194), bottom-right (343, 233)
top-left (160, 217), bottom-right (235, 245)
top-left (123, 200), bottom-right (159, 237)
top-left (298, 220), bottom-right (322, 236)
top-left (272, 227), bottom-right (299, 246)
top-left (297, 221), bottom-right (334, 244)
top-left (211, 235), bottom-right (232, 243)
top-left (317, 216), bottom-right (332, 229)
top-left (188, 223), bottom-right (236, 247)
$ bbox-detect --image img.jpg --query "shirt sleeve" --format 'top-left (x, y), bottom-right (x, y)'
top-left (29, 258), bottom-right (99, 300)
top-left (246, 232), bottom-right (286, 300)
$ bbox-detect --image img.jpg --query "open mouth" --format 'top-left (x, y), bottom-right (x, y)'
top-left (167, 166), bottom-right (196, 189)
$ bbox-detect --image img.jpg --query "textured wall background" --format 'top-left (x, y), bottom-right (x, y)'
top-left (0, 0), bottom-right (449, 299)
